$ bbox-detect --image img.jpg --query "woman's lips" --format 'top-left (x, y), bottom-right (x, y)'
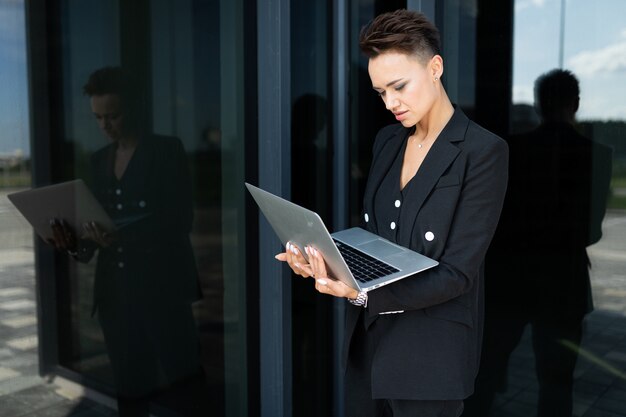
top-left (394, 111), bottom-right (408, 121)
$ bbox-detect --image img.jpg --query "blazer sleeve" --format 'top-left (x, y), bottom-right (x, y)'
top-left (367, 135), bottom-right (509, 315)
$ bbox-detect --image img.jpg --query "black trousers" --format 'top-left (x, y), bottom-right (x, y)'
top-left (345, 313), bottom-right (464, 417)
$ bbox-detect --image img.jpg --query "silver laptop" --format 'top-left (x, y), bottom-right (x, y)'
top-left (245, 183), bottom-right (438, 292)
top-left (7, 179), bottom-right (117, 241)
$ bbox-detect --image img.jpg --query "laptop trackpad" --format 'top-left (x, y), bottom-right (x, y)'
top-left (357, 240), bottom-right (404, 258)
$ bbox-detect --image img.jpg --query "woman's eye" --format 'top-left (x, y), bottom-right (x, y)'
top-left (377, 91), bottom-right (386, 97)
top-left (394, 83), bottom-right (406, 91)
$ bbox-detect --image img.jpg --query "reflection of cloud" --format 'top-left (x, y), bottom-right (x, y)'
top-left (578, 97), bottom-right (626, 121)
top-left (0, 4), bottom-right (27, 65)
top-left (515, 0), bottom-right (546, 12)
top-left (0, 8), bottom-right (25, 39)
top-left (513, 84), bottom-right (534, 105)
top-left (568, 39), bottom-right (626, 77)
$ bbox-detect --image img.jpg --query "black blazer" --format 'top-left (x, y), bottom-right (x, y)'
top-left (344, 108), bottom-right (509, 400)
top-left (79, 134), bottom-right (199, 311)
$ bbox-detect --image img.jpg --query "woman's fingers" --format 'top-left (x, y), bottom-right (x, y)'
top-left (277, 243), bottom-right (358, 298)
top-left (82, 221), bottom-right (110, 247)
top-left (314, 274), bottom-right (357, 298)
top-left (60, 219), bottom-right (76, 249)
top-left (295, 262), bottom-right (313, 276)
top-left (49, 218), bottom-right (76, 250)
top-left (307, 246), bottom-right (328, 278)
top-left (277, 242), bottom-right (312, 278)
top-left (308, 247), bottom-right (359, 299)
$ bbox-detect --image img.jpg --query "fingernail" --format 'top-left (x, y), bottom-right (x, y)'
top-left (305, 246), bottom-right (310, 255)
top-left (286, 242), bottom-right (292, 250)
top-left (317, 279), bottom-right (327, 285)
top-left (292, 247), bottom-right (298, 255)
top-left (91, 221), bottom-right (96, 227)
top-left (295, 263), bottom-right (301, 268)
top-left (274, 254), bottom-right (281, 260)
top-left (313, 248), bottom-right (318, 256)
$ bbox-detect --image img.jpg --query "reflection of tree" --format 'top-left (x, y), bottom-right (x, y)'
top-left (0, 156), bottom-right (31, 187)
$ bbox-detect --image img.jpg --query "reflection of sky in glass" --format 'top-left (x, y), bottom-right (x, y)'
top-left (513, 0), bottom-right (626, 120)
top-left (2, 1), bottom-right (625, 157)
top-left (0, 0), bottom-right (29, 156)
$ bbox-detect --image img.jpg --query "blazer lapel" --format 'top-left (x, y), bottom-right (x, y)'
top-left (363, 126), bottom-right (408, 233)
top-left (396, 109), bottom-right (469, 248)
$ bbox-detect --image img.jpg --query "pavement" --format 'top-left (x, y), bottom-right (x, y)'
top-left (1, 189), bottom-right (625, 417)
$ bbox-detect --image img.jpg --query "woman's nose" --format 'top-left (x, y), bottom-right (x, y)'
top-left (385, 94), bottom-right (399, 111)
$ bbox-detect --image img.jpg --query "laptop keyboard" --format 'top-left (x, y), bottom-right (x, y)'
top-left (333, 239), bottom-right (400, 283)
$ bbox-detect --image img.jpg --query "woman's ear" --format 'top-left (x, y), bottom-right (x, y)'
top-left (430, 55), bottom-right (444, 80)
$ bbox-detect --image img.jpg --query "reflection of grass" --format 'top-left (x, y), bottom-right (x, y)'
top-left (612, 177), bottom-right (626, 188)
top-left (0, 172), bottom-right (31, 188)
top-left (609, 195), bottom-right (626, 210)
top-left (610, 175), bottom-right (626, 210)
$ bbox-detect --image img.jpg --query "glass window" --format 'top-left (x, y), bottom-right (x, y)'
top-left (346, 2), bottom-right (626, 416)
top-left (42, 1), bottom-right (254, 415)
top-left (290, 1), bottom-right (334, 416)
top-left (470, 1), bottom-right (626, 416)
top-left (0, 0), bottom-right (35, 394)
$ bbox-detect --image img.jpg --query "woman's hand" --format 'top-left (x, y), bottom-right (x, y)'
top-left (275, 242), bottom-right (313, 278)
top-left (47, 218), bottom-right (77, 253)
top-left (307, 246), bottom-right (359, 299)
top-left (275, 242), bottom-right (358, 299)
top-left (47, 219), bottom-right (115, 253)
top-left (81, 221), bottom-right (115, 248)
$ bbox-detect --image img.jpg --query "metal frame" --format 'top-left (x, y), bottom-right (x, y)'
top-left (25, 0), bottom-right (60, 378)
top-left (257, 0), bottom-right (293, 416)
top-left (331, 0), bottom-right (349, 416)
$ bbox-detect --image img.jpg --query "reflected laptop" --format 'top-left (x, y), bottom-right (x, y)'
top-left (245, 183), bottom-right (438, 292)
top-left (7, 179), bottom-right (148, 242)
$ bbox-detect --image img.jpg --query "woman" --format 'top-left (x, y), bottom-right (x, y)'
top-left (49, 67), bottom-right (202, 416)
top-left (277, 9), bottom-right (508, 417)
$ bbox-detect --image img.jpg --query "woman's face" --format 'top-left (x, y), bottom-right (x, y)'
top-left (90, 94), bottom-right (127, 142)
top-left (368, 51), bottom-right (441, 128)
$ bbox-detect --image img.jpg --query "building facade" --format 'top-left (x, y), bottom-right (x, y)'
top-left (1, 0), bottom-right (624, 416)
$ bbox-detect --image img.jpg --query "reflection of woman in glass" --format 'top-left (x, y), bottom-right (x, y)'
top-left (50, 67), bottom-right (202, 416)
top-left (277, 10), bottom-right (508, 417)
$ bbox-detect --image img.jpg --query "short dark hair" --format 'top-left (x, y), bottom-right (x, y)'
top-left (534, 69), bottom-right (580, 119)
top-left (83, 66), bottom-right (136, 102)
top-left (83, 66), bottom-right (144, 131)
top-left (359, 9), bottom-right (441, 62)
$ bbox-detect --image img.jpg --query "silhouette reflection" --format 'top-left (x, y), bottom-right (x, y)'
top-left (48, 67), bottom-right (205, 416)
top-left (465, 69), bottom-right (613, 417)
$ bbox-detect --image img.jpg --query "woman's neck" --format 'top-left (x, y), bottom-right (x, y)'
top-left (416, 95), bottom-right (454, 139)
top-left (116, 134), bottom-right (138, 151)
